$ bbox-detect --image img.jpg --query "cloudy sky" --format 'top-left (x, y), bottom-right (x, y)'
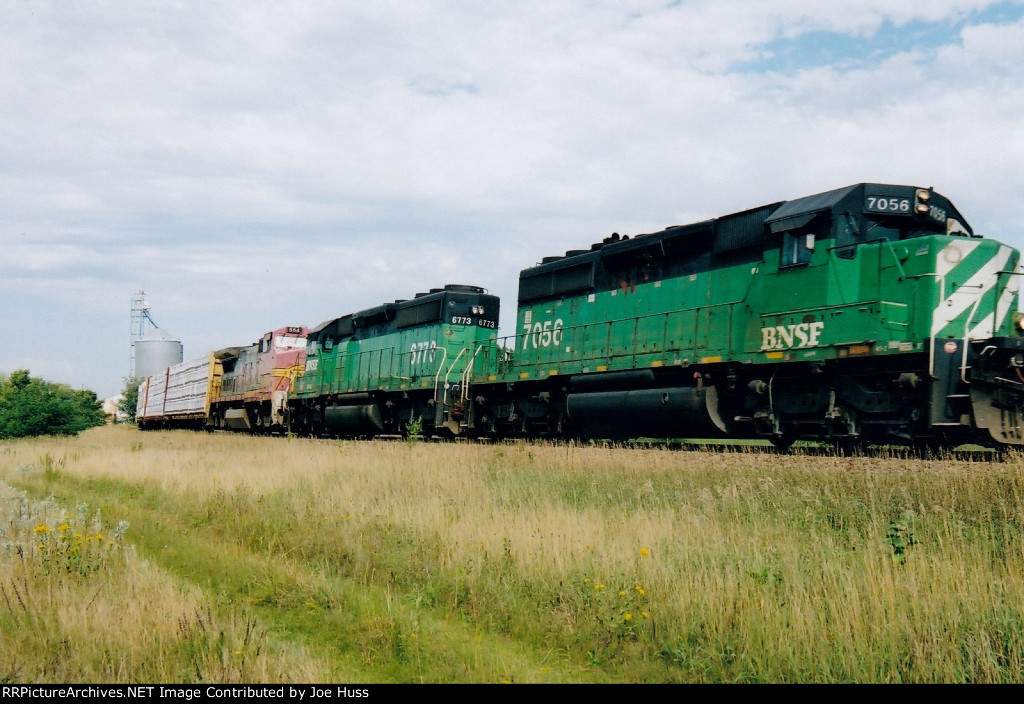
top-left (3, 0), bottom-right (1024, 399)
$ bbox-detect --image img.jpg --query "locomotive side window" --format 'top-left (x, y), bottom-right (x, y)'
top-left (834, 211), bottom-right (861, 259)
top-left (781, 230), bottom-right (815, 267)
top-left (773, 211), bottom-right (828, 269)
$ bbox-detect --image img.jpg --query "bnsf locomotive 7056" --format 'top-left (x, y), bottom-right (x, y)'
top-left (137, 183), bottom-right (1024, 450)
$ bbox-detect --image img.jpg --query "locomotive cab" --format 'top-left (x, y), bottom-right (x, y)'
top-left (210, 326), bottom-right (309, 432)
top-left (746, 184), bottom-right (1024, 448)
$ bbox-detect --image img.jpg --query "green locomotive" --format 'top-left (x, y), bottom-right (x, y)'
top-left (290, 284), bottom-right (500, 437)
top-left (468, 183), bottom-right (1024, 449)
top-left (137, 182), bottom-right (1024, 450)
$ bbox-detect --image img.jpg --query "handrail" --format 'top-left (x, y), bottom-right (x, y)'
top-left (461, 345), bottom-right (487, 406)
top-left (442, 348), bottom-right (467, 407)
top-left (432, 346), bottom-right (449, 400)
top-left (877, 238), bottom-right (908, 280)
top-left (825, 237), bottom-right (907, 280)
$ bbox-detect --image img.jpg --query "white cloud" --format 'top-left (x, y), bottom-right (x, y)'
top-left (1, 0), bottom-right (1023, 397)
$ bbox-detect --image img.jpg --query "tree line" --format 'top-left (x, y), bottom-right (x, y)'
top-left (0, 370), bottom-right (108, 439)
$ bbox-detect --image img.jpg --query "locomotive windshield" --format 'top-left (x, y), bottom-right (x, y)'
top-left (824, 186), bottom-right (974, 252)
top-left (858, 188), bottom-right (972, 241)
top-left (859, 215), bottom-right (948, 242)
top-left (275, 335), bottom-right (305, 349)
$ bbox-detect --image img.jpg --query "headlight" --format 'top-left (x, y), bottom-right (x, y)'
top-left (915, 188), bottom-right (931, 214)
top-left (943, 244), bottom-right (963, 264)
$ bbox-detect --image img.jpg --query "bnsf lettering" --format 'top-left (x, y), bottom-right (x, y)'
top-left (760, 322), bottom-right (825, 351)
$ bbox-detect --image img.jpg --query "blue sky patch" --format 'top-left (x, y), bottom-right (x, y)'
top-left (740, 1), bottom-right (1024, 73)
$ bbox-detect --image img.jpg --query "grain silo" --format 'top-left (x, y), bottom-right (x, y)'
top-left (134, 327), bottom-right (184, 380)
top-left (131, 290), bottom-right (183, 379)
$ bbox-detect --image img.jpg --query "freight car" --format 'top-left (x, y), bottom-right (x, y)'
top-left (136, 353), bottom-right (217, 430)
top-left (135, 182), bottom-right (1024, 450)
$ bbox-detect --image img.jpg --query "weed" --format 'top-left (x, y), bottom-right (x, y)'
top-left (41, 454), bottom-right (63, 482)
top-left (176, 607), bottom-right (268, 682)
top-left (405, 416), bottom-right (423, 445)
top-left (886, 510), bottom-right (918, 565)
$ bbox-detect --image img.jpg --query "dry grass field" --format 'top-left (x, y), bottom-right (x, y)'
top-left (2, 425), bottom-right (1023, 683)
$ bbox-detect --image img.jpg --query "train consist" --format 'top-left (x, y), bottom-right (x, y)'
top-left (137, 183), bottom-right (1024, 450)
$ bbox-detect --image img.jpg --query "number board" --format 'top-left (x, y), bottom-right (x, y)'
top-left (864, 195), bottom-right (912, 215)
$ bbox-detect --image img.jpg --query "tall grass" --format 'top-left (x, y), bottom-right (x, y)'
top-left (2, 426), bottom-right (1023, 682)
top-left (0, 479), bottom-right (329, 682)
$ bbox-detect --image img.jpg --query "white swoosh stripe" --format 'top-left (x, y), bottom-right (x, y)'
top-left (935, 240), bottom-right (981, 278)
top-left (933, 245), bottom-right (1013, 337)
top-left (967, 264), bottom-right (1020, 339)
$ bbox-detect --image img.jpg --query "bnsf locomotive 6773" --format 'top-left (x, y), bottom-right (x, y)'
top-left (137, 183), bottom-right (1024, 450)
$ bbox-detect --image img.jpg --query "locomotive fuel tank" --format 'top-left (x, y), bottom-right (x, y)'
top-left (566, 386), bottom-right (726, 440)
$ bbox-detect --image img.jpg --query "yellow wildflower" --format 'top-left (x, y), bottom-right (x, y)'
top-left (634, 586), bottom-right (645, 596)
top-left (34, 525), bottom-right (50, 534)
top-left (640, 547), bottom-right (650, 557)
top-left (624, 613), bottom-right (633, 621)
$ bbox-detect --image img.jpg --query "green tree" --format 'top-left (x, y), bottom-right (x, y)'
top-left (118, 376), bottom-right (142, 424)
top-left (0, 369), bottom-right (107, 439)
